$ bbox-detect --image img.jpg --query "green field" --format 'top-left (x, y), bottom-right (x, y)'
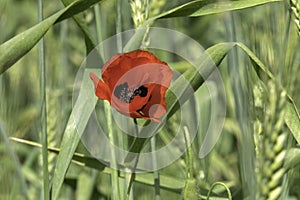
top-left (1, 0), bottom-right (300, 199)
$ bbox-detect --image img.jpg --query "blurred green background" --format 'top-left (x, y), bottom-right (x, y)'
top-left (1, 0), bottom-right (300, 199)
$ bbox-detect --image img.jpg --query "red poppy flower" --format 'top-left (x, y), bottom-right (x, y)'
top-left (90, 50), bottom-right (173, 122)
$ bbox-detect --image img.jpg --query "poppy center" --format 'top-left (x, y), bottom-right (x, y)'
top-left (114, 82), bottom-right (148, 103)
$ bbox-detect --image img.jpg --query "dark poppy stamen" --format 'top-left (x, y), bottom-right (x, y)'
top-left (114, 83), bottom-right (148, 103)
top-left (133, 85), bottom-right (148, 97)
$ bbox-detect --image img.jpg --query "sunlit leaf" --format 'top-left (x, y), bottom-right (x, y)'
top-left (155, 0), bottom-right (281, 18)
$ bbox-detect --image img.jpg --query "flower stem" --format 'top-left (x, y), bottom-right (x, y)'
top-left (37, 0), bottom-right (49, 199)
top-left (104, 101), bottom-right (121, 200)
top-left (94, 4), bottom-right (121, 199)
top-left (116, 0), bottom-right (122, 52)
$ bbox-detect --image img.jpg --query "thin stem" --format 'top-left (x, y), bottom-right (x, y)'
top-left (104, 101), bottom-right (121, 200)
top-left (151, 137), bottom-right (160, 200)
top-left (37, 0), bottom-right (49, 199)
top-left (125, 118), bottom-right (139, 200)
top-left (94, 4), bottom-right (105, 62)
top-left (125, 172), bottom-right (136, 200)
top-left (280, 9), bottom-right (292, 83)
top-left (206, 182), bottom-right (232, 200)
top-left (116, 0), bottom-right (122, 52)
top-left (225, 12), bottom-right (255, 198)
top-left (94, 4), bottom-right (121, 199)
top-left (145, 0), bottom-right (149, 20)
top-left (183, 126), bottom-right (193, 179)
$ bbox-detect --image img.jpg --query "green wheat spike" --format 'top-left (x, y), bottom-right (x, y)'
top-left (130, 0), bottom-right (148, 28)
top-left (254, 81), bottom-right (288, 200)
top-left (46, 88), bottom-right (61, 177)
top-left (130, 0), bottom-right (166, 48)
top-left (290, 0), bottom-right (300, 36)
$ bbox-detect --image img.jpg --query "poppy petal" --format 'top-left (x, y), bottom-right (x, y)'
top-left (89, 72), bottom-right (111, 101)
top-left (102, 54), bottom-right (133, 90)
top-left (139, 84), bottom-right (167, 119)
top-left (91, 50), bottom-right (173, 122)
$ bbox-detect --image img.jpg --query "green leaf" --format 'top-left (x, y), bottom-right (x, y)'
top-left (284, 148), bottom-right (300, 169)
top-left (235, 42), bottom-right (274, 79)
top-left (0, 0), bottom-right (102, 75)
top-left (155, 0), bottom-right (282, 18)
top-left (167, 42), bottom-right (235, 118)
top-left (123, 25), bottom-right (149, 52)
top-left (285, 98), bottom-right (300, 144)
top-left (55, 0), bottom-right (102, 23)
top-left (76, 172), bottom-right (97, 200)
top-left (51, 69), bottom-right (98, 200)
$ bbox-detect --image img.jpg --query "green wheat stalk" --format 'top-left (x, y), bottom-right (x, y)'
top-left (183, 126), bottom-right (198, 200)
top-left (254, 81), bottom-right (288, 200)
top-left (37, 0), bottom-right (49, 198)
top-left (45, 89), bottom-right (61, 177)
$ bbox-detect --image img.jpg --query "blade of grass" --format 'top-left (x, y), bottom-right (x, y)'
top-left (183, 126), bottom-right (198, 200)
top-left (37, 0), bottom-right (49, 199)
top-left (123, 24), bottom-right (149, 52)
top-left (76, 171), bottom-right (97, 200)
top-left (55, 0), bottom-right (103, 23)
top-left (0, 0), bottom-right (103, 75)
top-left (116, 0), bottom-right (123, 52)
top-left (94, 4), bottom-right (105, 62)
top-left (150, 137), bottom-right (160, 200)
top-left (155, 0), bottom-right (282, 18)
top-left (10, 137), bottom-right (106, 171)
top-left (284, 148), bottom-right (300, 169)
top-left (104, 100), bottom-right (121, 200)
top-left (95, 3), bottom-right (122, 198)
top-left (0, 122), bottom-right (29, 200)
top-left (51, 69), bottom-right (98, 200)
top-left (285, 98), bottom-right (300, 144)
top-left (110, 0), bottom-right (123, 198)
top-left (9, 137), bottom-right (185, 191)
top-left (235, 42), bottom-right (274, 79)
